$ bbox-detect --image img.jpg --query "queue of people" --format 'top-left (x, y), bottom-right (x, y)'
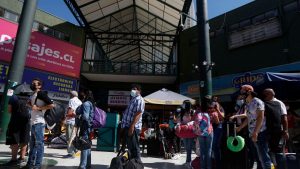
top-left (1, 80), bottom-right (299, 169)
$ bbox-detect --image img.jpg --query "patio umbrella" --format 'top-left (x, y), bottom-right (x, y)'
top-left (144, 88), bottom-right (195, 105)
top-left (11, 82), bottom-right (33, 95)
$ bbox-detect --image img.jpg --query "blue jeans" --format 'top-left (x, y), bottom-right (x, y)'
top-left (79, 129), bottom-right (91, 169)
top-left (199, 133), bottom-right (213, 169)
top-left (212, 125), bottom-right (223, 169)
top-left (183, 138), bottom-right (194, 163)
top-left (27, 123), bottom-right (45, 168)
top-left (79, 148), bottom-right (91, 169)
top-left (249, 130), bottom-right (271, 169)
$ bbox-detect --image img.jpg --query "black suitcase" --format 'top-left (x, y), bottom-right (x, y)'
top-left (109, 149), bottom-right (129, 169)
top-left (146, 138), bottom-right (162, 156)
top-left (276, 152), bottom-right (300, 169)
top-left (222, 121), bottom-right (249, 169)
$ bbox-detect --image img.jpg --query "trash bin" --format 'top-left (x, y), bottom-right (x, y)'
top-left (97, 113), bottom-right (120, 152)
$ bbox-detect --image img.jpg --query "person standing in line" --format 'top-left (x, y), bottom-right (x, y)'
top-left (263, 88), bottom-right (288, 168)
top-left (194, 102), bottom-right (213, 169)
top-left (210, 97), bottom-right (224, 169)
top-left (76, 90), bottom-right (94, 169)
top-left (65, 90), bottom-right (82, 158)
top-left (236, 85), bottom-right (272, 169)
top-left (176, 100), bottom-right (195, 168)
top-left (121, 84), bottom-right (145, 162)
top-left (26, 78), bottom-right (54, 169)
top-left (1, 93), bottom-right (31, 167)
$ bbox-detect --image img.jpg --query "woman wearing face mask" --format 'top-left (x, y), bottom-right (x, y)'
top-left (230, 95), bottom-right (247, 124)
top-left (229, 94), bottom-right (255, 169)
top-left (176, 100), bottom-right (195, 168)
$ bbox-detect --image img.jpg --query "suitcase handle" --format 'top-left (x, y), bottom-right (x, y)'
top-left (226, 121), bottom-right (236, 137)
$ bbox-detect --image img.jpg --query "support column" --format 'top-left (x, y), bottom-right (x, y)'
top-left (0, 0), bottom-right (39, 141)
top-left (197, 0), bottom-right (212, 106)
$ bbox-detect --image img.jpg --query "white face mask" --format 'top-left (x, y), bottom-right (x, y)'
top-left (130, 90), bottom-right (137, 97)
top-left (236, 99), bottom-right (244, 107)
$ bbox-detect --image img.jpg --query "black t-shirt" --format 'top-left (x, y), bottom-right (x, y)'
top-left (9, 95), bottom-right (30, 122)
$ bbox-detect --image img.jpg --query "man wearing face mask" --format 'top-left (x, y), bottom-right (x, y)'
top-left (25, 78), bottom-right (54, 169)
top-left (236, 85), bottom-right (272, 169)
top-left (121, 84), bottom-right (145, 162)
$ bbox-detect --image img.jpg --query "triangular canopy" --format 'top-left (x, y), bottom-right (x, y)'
top-left (144, 88), bottom-right (195, 105)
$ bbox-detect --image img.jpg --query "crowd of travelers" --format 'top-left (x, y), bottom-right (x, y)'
top-left (1, 78), bottom-right (299, 169)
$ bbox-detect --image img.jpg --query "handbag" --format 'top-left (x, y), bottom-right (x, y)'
top-left (72, 136), bottom-right (92, 150)
top-left (72, 119), bottom-right (92, 150)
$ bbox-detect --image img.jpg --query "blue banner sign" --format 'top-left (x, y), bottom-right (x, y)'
top-left (0, 62), bottom-right (77, 94)
top-left (232, 72), bottom-right (265, 88)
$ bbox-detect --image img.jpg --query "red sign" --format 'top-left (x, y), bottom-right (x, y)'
top-left (0, 18), bottom-right (82, 78)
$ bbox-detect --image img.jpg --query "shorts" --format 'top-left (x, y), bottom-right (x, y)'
top-left (6, 119), bottom-right (30, 145)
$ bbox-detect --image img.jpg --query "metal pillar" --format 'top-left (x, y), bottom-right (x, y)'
top-left (0, 0), bottom-right (39, 141)
top-left (197, 0), bottom-right (212, 106)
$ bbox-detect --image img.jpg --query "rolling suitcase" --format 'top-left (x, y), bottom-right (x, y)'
top-left (222, 121), bottom-right (248, 169)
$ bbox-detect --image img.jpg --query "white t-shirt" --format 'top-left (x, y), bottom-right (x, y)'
top-left (246, 97), bottom-right (266, 135)
top-left (66, 97), bottom-right (82, 125)
top-left (30, 92), bottom-right (51, 125)
top-left (272, 98), bottom-right (287, 116)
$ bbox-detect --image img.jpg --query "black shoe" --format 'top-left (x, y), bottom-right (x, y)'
top-left (0, 160), bottom-right (18, 166)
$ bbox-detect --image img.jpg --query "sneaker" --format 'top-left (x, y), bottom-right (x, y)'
top-left (18, 158), bottom-right (27, 167)
top-left (74, 151), bottom-right (80, 157)
top-left (64, 154), bottom-right (75, 159)
top-left (0, 160), bottom-right (18, 167)
top-left (171, 153), bottom-right (180, 160)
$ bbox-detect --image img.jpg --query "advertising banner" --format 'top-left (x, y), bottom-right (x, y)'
top-left (0, 18), bottom-right (82, 78)
top-left (0, 62), bottom-right (77, 96)
top-left (108, 90), bottom-right (130, 106)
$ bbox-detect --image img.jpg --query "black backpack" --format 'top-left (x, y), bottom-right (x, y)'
top-left (16, 96), bottom-right (31, 119)
top-left (264, 100), bottom-right (282, 131)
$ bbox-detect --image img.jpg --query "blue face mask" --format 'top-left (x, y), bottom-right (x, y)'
top-left (236, 99), bottom-right (244, 107)
top-left (130, 90), bottom-right (137, 97)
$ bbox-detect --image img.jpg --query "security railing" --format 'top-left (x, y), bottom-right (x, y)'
top-left (81, 60), bottom-right (177, 76)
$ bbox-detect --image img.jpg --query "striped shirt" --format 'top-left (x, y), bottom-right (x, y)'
top-left (121, 95), bottom-right (145, 130)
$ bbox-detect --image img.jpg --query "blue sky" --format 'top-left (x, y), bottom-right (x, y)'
top-left (37, 0), bottom-right (254, 25)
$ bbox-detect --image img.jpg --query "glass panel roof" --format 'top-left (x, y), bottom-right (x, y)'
top-left (73, 0), bottom-right (191, 62)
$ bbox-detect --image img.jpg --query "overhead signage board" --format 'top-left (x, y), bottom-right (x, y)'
top-left (0, 62), bottom-right (77, 95)
top-left (0, 18), bottom-right (83, 78)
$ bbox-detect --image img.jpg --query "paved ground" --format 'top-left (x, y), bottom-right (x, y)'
top-left (0, 140), bottom-right (195, 169)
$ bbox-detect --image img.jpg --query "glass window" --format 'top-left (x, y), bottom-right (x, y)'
top-left (46, 28), bottom-right (54, 36)
top-left (252, 14), bottom-right (265, 24)
top-left (32, 21), bottom-right (39, 30)
top-left (215, 28), bottom-right (224, 36)
top-left (265, 9), bottom-right (278, 19)
top-left (283, 2), bottom-right (298, 13)
top-left (240, 19), bottom-right (251, 28)
top-left (229, 23), bottom-right (239, 31)
top-left (64, 34), bottom-right (70, 41)
top-left (0, 7), bottom-right (4, 17)
top-left (4, 11), bottom-right (18, 22)
top-left (54, 30), bottom-right (61, 38)
top-left (38, 23), bottom-right (44, 32)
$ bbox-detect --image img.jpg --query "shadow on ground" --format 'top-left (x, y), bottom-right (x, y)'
top-left (143, 161), bottom-right (184, 169)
